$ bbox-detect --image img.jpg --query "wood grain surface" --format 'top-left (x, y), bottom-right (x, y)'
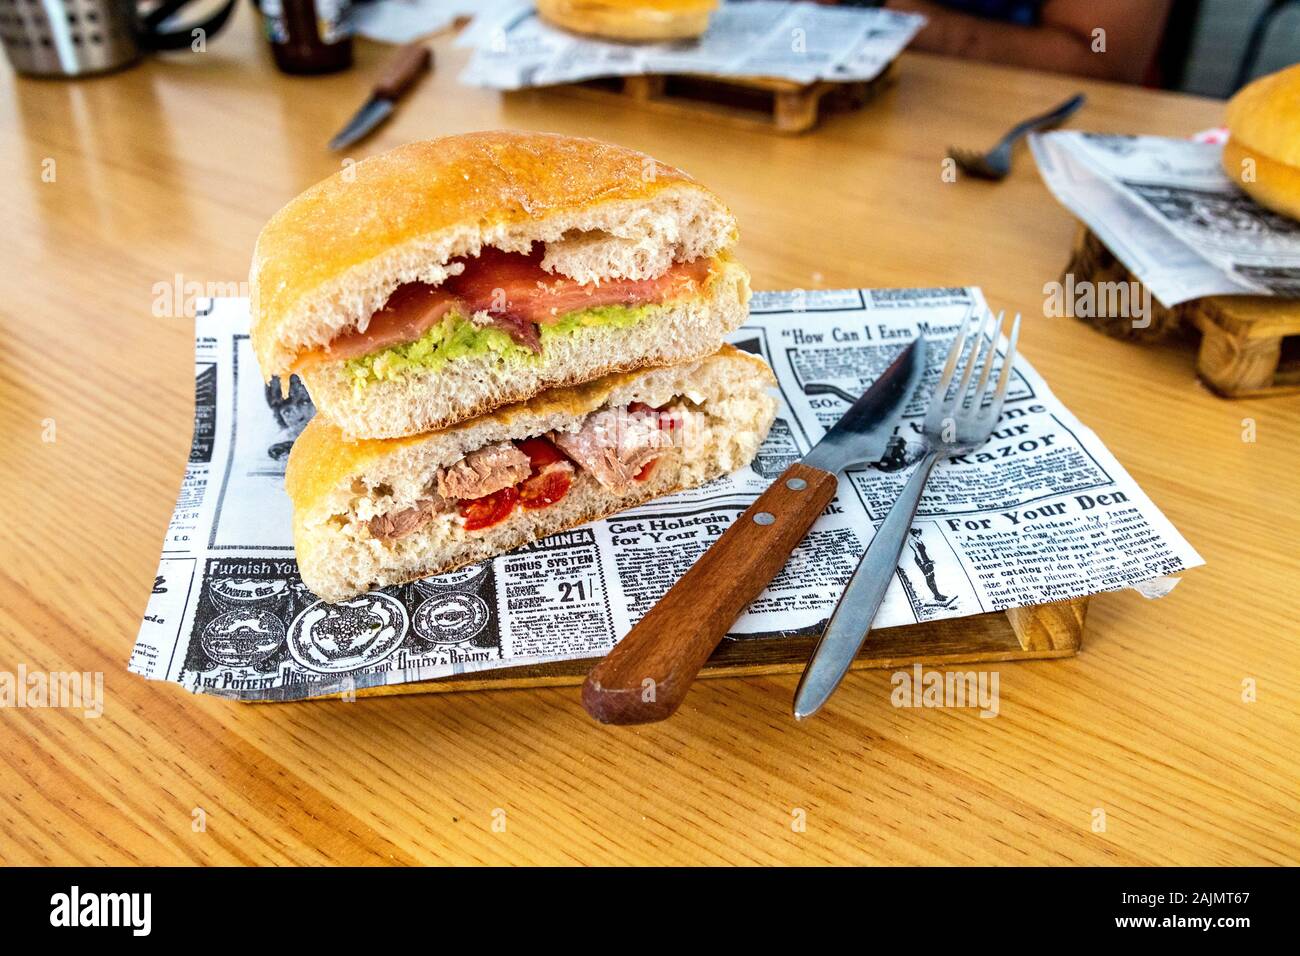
top-left (1, 10), bottom-right (1297, 865)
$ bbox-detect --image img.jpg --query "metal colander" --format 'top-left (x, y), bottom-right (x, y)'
top-left (0, 0), bottom-right (141, 77)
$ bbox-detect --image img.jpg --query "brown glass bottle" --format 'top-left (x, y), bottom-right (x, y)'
top-left (257, 0), bottom-right (353, 75)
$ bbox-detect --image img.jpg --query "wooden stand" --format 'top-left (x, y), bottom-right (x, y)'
top-left (355, 596), bottom-right (1087, 699)
top-left (537, 67), bottom-right (893, 135)
top-left (1065, 225), bottom-right (1300, 397)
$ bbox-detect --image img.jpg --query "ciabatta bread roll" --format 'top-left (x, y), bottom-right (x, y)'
top-left (251, 130), bottom-right (748, 439)
top-left (287, 346), bottom-right (777, 602)
top-left (1223, 63), bottom-right (1300, 222)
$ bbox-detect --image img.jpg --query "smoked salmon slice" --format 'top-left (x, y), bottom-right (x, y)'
top-left (324, 284), bottom-right (459, 362)
top-left (288, 248), bottom-right (714, 376)
top-left (444, 246), bottom-right (712, 324)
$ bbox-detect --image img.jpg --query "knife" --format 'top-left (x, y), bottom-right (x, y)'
top-left (329, 43), bottom-right (433, 152)
top-left (581, 336), bottom-right (927, 724)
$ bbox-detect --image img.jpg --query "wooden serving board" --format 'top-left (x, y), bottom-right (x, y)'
top-left (530, 66), bottom-right (894, 135)
top-left (355, 596), bottom-right (1087, 699)
top-left (1064, 224), bottom-right (1300, 397)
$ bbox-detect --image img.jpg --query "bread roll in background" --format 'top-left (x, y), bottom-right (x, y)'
top-left (1223, 63), bottom-right (1300, 222)
top-left (288, 346), bottom-right (777, 603)
top-left (250, 130), bottom-right (747, 439)
top-left (537, 0), bottom-right (718, 42)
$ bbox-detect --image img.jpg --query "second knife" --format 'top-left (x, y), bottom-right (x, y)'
top-left (329, 43), bottom-right (433, 152)
top-left (581, 336), bottom-right (927, 724)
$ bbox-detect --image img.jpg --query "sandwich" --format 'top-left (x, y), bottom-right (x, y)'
top-left (287, 346), bottom-right (777, 603)
top-left (537, 0), bottom-right (717, 42)
top-left (1223, 63), bottom-right (1300, 222)
top-left (250, 130), bottom-right (748, 440)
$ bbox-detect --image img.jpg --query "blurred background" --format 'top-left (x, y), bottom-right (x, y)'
top-left (849, 0), bottom-right (1300, 93)
top-left (1176, 0), bottom-right (1300, 94)
top-left (2, 0), bottom-right (1297, 94)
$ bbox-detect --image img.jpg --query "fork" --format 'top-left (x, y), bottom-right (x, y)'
top-left (947, 93), bottom-right (1085, 180)
top-left (792, 307), bottom-right (1022, 719)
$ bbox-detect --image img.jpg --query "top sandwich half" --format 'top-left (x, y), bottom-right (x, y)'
top-left (250, 130), bottom-right (749, 440)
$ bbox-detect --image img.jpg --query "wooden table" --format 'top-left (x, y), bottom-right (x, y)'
top-left (2, 9), bottom-right (1296, 866)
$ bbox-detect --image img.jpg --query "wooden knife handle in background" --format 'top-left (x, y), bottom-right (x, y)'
top-left (581, 462), bottom-right (839, 725)
top-left (374, 43), bottom-right (432, 101)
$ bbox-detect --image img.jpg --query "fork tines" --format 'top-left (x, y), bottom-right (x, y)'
top-left (928, 308), bottom-right (1021, 427)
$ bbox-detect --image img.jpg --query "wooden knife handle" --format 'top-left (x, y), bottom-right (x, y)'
top-left (374, 43), bottom-right (432, 101)
top-left (581, 462), bottom-right (839, 724)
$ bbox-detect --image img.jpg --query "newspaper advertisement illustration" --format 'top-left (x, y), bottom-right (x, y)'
top-left (1031, 131), bottom-right (1300, 306)
top-left (130, 289), bottom-right (1203, 700)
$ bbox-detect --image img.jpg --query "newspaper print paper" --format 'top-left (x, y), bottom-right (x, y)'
top-left (1031, 131), bottom-right (1300, 306)
top-left (129, 289), bottom-right (1202, 701)
top-left (456, 1), bottom-right (925, 90)
top-left (348, 1), bottom-right (500, 45)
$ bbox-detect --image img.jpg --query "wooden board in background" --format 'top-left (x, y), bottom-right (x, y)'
top-left (1064, 224), bottom-right (1300, 397)
top-left (531, 66), bottom-right (894, 135)
top-left (354, 597), bottom-right (1088, 699)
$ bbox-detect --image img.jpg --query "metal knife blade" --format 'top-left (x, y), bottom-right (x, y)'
top-left (328, 42), bottom-right (433, 152)
top-left (329, 96), bottom-right (394, 152)
top-left (802, 336), bottom-right (926, 475)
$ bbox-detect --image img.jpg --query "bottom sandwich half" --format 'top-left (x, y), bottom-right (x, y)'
top-left (286, 345), bottom-right (778, 603)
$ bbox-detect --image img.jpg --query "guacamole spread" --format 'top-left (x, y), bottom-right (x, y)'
top-left (345, 303), bottom-right (658, 395)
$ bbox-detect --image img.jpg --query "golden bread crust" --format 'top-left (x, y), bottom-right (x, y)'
top-left (536, 0), bottom-right (716, 40)
top-left (1225, 64), bottom-right (1300, 169)
top-left (1222, 139), bottom-right (1300, 222)
top-left (250, 130), bottom-right (721, 376)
